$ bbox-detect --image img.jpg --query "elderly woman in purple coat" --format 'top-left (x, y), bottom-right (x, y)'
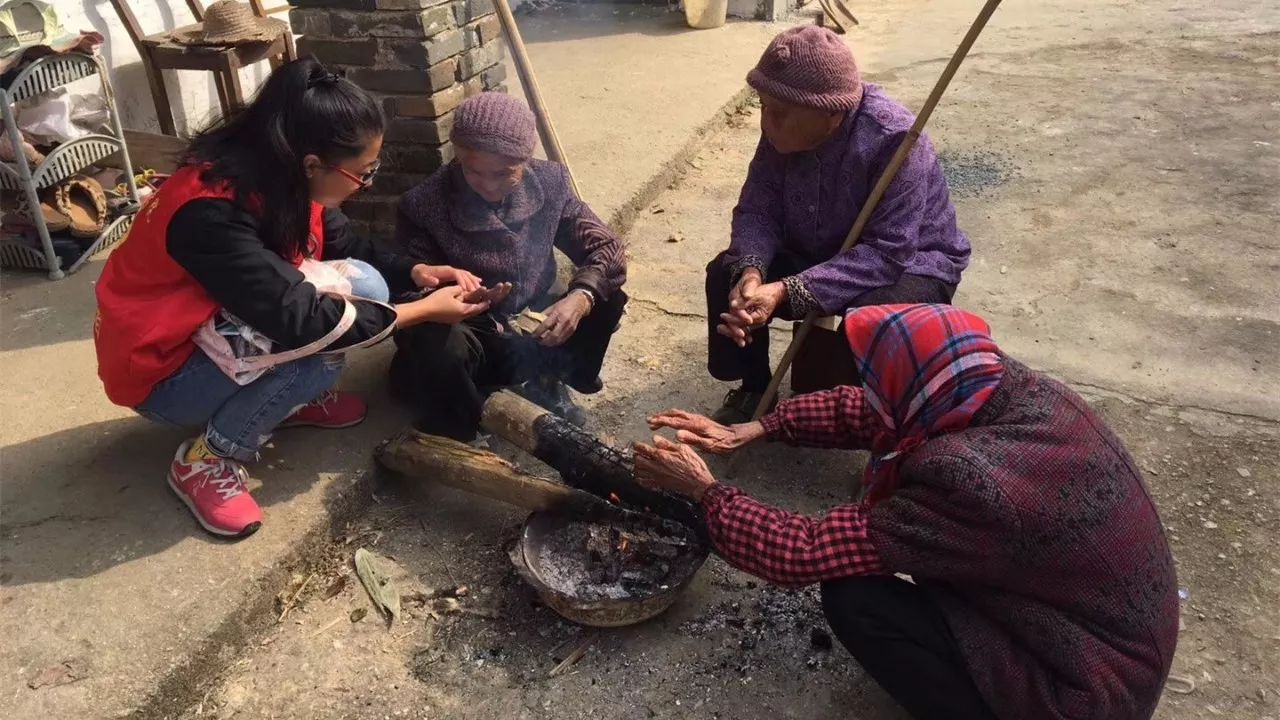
top-left (708, 26), bottom-right (971, 423)
top-left (393, 93), bottom-right (627, 440)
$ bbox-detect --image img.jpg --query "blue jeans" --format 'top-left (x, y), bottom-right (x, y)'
top-left (136, 259), bottom-right (389, 461)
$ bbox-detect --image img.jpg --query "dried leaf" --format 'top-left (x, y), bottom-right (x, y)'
top-left (323, 575), bottom-right (348, 600)
top-left (28, 660), bottom-right (86, 689)
top-left (354, 548), bottom-right (401, 623)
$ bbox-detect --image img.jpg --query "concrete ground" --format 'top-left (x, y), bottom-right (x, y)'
top-left (3, 0), bottom-right (1278, 718)
top-left (500, 4), bottom-right (793, 225)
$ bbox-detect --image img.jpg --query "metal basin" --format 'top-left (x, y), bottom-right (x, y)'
top-left (510, 510), bottom-right (708, 627)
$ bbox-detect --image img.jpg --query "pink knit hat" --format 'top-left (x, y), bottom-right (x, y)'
top-left (747, 26), bottom-right (863, 112)
top-left (450, 92), bottom-right (538, 160)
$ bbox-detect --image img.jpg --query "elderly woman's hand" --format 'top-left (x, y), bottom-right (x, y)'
top-left (647, 409), bottom-right (766, 455)
top-left (718, 271), bottom-right (786, 347)
top-left (633, 436), bottom-right (717, 502)
top-left (533, 292), bottom-right (592, 347)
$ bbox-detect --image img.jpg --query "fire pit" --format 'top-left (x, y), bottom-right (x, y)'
top-left (511, 510), bottom-right (709, 627)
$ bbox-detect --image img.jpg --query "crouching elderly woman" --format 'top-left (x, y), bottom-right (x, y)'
top-left (393, 92), bottom-right (627, 440)
top-left (634, 304), bottom-right (1179, 720)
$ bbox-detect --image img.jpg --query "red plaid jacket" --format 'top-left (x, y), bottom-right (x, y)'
top-left (701, 385), bottom-right (885, 587)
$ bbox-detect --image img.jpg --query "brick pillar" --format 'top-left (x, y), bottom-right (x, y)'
top-left (289, 0), bottom-right (509, 237)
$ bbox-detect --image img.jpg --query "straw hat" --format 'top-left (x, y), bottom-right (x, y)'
top-left (171, 0), bottom-right (287, 47)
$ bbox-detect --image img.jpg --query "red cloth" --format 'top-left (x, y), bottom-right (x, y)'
top-left (845, 303), bottom-right (1003, 503)
top-left (701, 485), bottom-right (883, 588)
top-left (94, 166), bottom-right (323, 407)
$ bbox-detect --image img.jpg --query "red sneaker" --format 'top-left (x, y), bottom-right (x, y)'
top-left (168, 440), bottom-right (261, 538)
top-left (278, 390), bottom-right (367, 430)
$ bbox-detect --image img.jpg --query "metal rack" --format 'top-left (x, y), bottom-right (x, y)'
top-left (0, 53), bottom-right (141, 279)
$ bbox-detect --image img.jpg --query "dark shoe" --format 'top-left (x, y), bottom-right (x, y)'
top-left (712, 388), bottom-right (774, 425)
top-left (518, 377), bottom-right (588, 427)
top-left (567, 375), bottom-right (604, 394)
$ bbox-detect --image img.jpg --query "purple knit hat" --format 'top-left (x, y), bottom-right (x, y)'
top-left (747, 26), bottom-right (862, 112)
top-left (450, 92), bottom-right (538, 160)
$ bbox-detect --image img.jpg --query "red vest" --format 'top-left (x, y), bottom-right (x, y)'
top-left (94, 165), bottom-right (325, 407)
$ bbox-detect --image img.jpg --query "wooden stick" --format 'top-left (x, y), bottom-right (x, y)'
top-left (376, 430), bottom-right (607, 515)
top-left (746, 0), bottom-right (1004, 425)
top-left (548, 629), bottom-right (599, 678)
top-left (492, 0), bottom-right (582, 199)
top-left (277, 572), bottom-right (315, 623)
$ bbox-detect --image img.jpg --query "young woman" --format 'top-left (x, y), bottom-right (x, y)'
top-left (636, 304), bottom-right (1178, 720)
top-left (94, 58), bottom-right (508, 539)
top-left (393, 92), bottom-right (627, 440)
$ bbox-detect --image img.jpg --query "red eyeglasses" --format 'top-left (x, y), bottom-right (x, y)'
top-left (335, 160), bottom-right (380, 189)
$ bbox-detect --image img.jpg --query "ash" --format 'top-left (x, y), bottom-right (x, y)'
top-left (533, 520), bottom-right (689, 601)
top-left (682, 583), bottom-right (841, 663)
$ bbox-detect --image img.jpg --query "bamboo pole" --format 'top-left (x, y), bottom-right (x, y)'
top-left (746, 0), bottom-right (1004, 426)
top-left (492, 0), bottom-right (582, 199)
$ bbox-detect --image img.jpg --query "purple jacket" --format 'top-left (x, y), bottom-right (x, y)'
top-left (725, 84), bottom-right (970, 315)
top-left (396, 159), bottom-right (626, 315)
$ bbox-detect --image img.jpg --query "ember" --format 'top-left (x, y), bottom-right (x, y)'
top-left (531, 518), bottom-right (694, 602)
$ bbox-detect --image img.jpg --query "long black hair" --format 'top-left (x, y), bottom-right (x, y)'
top-left (182, 57), bottom-right (383, 259)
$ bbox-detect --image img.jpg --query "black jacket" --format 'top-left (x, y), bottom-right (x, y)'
top-left (167, 199), bottom-right (414, 350)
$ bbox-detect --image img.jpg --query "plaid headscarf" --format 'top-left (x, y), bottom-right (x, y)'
top-left (844, 304), bottom-right (1004, 503)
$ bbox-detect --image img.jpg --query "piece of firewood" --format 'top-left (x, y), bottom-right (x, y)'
top-left (376, 430), bottom-right (611, 516)
top-left (479, 391), bottom-right (703, 533)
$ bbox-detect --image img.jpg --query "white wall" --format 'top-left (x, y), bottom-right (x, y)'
top-left (726, 0), bottom-right (763, 20)
top-left (59, 1), bottom-right (283, 135)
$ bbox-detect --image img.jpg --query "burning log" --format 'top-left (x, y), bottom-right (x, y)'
top-left (480, 390), bottom-right (704, 533)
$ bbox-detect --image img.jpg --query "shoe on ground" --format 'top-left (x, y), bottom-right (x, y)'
top-left (567, 375), bottom-right (604, 394)
top-left (278, 390), bottom-right (367, 429)
top-left (168, 440), bottom-right (261, 538)
top-left (518, 377), bottom-right (588, 428)
top-left (711, 387), bottom-right (774, 425)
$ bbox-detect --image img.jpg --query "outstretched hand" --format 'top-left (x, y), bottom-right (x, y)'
top-left (633, 436), bottom-right (717, 502)
top-left (647, 409), bottom-right (765, 455)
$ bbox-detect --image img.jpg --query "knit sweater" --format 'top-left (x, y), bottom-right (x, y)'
top-left (395, 159), bottom-right (626, 315)
top-left (704, 359), bottom-right (1179, 719)
top-left (725, 84), bottom-right (970, 316)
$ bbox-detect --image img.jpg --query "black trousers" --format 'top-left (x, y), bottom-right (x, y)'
top-left (389, 291), bottom-right (626, 441)
top-left (821, 576), bottom-right (997, 720)
top-left (705, 252), bottom-right (957, 392)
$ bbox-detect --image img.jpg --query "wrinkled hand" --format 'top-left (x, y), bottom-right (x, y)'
top-left (532, 293), bottom-right (591, 347)
top-left (420, 283), bottom-right (512, 324)
top-left (633, 436), bottom-right (717, 502)
top-left (727, 267), bottom-right (763, 311)
top-left (647, 409), bottom-right (766, 455)
top-left (412, 264), bottom-right (483, 293)
top-left (718, 270), bottom-right (786, 348)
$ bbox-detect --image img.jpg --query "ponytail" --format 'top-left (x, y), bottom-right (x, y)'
top-left (182, 57), bottom-right (384, 259)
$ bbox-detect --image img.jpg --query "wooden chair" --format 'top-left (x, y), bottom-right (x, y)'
top-left (108, 0), bottom-right (297, 135)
